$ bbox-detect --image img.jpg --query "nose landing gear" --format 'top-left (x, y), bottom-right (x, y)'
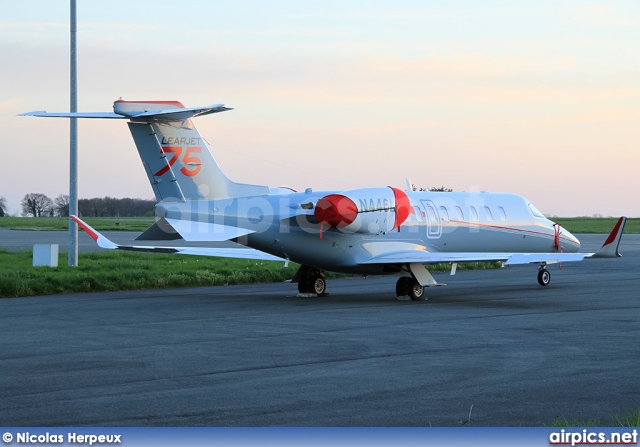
top-left (537, 267), bottom-right (551, 286)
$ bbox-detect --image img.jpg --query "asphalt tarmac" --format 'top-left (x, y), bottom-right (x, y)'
top-left (0, 234), bottom-right (638, 426)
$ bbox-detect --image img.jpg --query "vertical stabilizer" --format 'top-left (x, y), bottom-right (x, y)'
top-left (128, 122), bottom-right (187, 202)
top-left (21, 99), bottom-right (271, 201)
top-left (120, 100), bottom-right (269, 201)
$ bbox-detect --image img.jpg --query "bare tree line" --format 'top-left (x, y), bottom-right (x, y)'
top-left (0, 196), bottom-right (7, 217)
top-left (7, 193), bottom-right (156, 218)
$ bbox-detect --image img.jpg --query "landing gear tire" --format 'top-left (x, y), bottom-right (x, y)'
top-left (310, 274), bottom-right (327, 295)
top-left (296, 266), bottom-right (326, 295)
top-left (396, 277), bottom-right (425, 300)
top-left (396, 276), bottom-right (412, 297)
top-left (537, 268), bottom-right (551, 286)
top-left (408, 279), bottom-right (425, 301)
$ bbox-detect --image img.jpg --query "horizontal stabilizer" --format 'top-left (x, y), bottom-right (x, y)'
top-left (129, 104), bottom-right (232, 121)
top-left (19, 111), bottom-right (125, 119)
top-left (20, 104), bottom-right (231, 122)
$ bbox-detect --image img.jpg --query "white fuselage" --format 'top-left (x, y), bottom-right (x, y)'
top-left (156, 189), bottom-right (580, 275)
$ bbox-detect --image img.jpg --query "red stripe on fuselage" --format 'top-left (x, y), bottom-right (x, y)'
top-left (448, 220), bottom-right (579, 248)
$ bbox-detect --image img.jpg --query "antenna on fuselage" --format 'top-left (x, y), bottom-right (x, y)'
top-left (405, 178), bottom-right (417, 192)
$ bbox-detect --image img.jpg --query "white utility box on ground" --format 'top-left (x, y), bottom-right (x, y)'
top-left (33, 244), bottom-right (59, 267)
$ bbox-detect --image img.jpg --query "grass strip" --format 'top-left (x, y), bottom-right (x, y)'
top-left (0, 217), bottom-right (154, 232)
top-left (0, 250), bottom-right (298, 298)
top-left (0, 249), bottom-right (501, 298)
top-left (552, 217), bottom-right (639, 234)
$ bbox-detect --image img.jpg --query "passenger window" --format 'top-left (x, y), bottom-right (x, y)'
top-left (426, 204), bottom-right (437, 222)
top-left (498, 206), bottom-right (507, 221)
top-left (470, 206), bottom-right (479, 221)
top-left (484, 206), bottom-right (493, 221)
top-left (439, 206), bottom-right (449, 221)
top-left (455, 206), bottom-right (464, 221)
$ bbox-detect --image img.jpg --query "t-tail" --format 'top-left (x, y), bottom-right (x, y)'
top-left (21, 99), bottom-right (269, 202)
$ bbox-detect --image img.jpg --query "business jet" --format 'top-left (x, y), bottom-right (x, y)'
top-left (22, 100), bottom-right (626, 299)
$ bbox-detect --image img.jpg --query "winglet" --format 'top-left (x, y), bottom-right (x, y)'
top-left (70, 215), bottom-right (118, 250)
top-left (592, 216), bottom-right (626, 258)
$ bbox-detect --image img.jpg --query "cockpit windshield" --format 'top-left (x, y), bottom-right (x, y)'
top-left (528, 202), bottom-right (545, 218)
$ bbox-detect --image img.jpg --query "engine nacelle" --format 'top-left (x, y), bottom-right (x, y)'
top-left (314, 186), bottom-right (410, 235)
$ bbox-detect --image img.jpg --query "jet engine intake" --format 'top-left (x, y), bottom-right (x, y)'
top-left (314, 186), bottom-right (410, 235)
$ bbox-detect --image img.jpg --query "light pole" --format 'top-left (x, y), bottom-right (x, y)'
top-left (69, 0), bottom-right (78, 266)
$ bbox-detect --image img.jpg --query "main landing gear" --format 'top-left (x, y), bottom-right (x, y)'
top-left (294, 265), bottom-right (327, 296)
top-left (294, 264), bottom-right (552, 298)
top-left (395, 276), bottom-right (425, 301)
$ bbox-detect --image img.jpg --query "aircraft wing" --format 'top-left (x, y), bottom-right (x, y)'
top-left (359, 216), bottom-right (626, 266)
top-left (71, 216), bottom-right (286, 262)
top-left (358, 251), bottom-right (589, 265)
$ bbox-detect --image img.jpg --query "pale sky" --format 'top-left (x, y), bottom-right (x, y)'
top-left (1, 0), bottom-right (639, 217)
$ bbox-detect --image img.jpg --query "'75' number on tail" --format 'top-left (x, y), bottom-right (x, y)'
top-left (154, 146), bottom-right (202, 177)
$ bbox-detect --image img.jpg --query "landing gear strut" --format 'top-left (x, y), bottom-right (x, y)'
top-left (395, 276), bottom-right (425, 300)
top-left (294, 265), bottom-right (327, 296)
top-left (537, 267), bottom-right (551, 286)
